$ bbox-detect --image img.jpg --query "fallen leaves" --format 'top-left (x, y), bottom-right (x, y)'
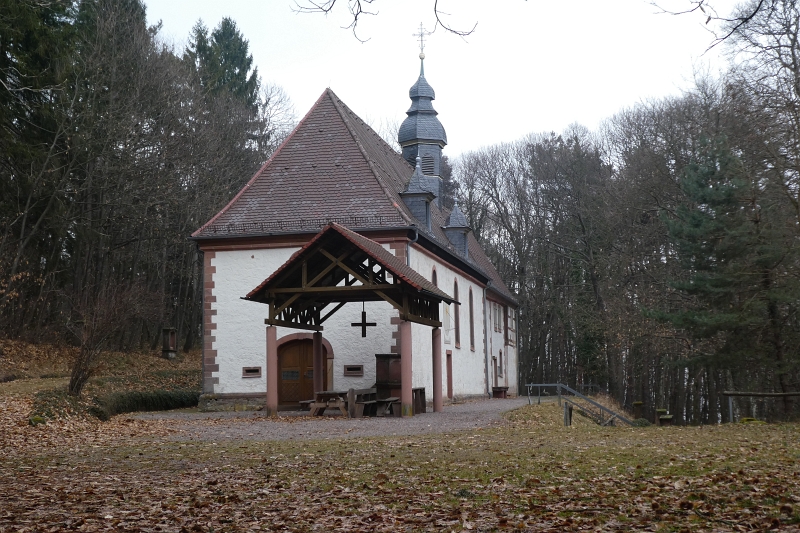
top-left (0, 392), bottom-right (799, 531)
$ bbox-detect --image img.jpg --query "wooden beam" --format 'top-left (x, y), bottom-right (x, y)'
top-left (269, 284), bottom-right (395, 294)
top-left (374, 290), bottom-right (402, 311)
top-left (723, 391), bottom-right (800, 397)
top-left (319, 301), bottom-right (347, 324)
top-left (319, 248), bottom-right (372, 286)
top-left (305, 249), bottom-right (350, 288)
top-left (400, 313), bottom-right (442, 328)
top-left (265, 318), bottom-right (323, 331)
top-left (271, 292), bottom-right (302, 317)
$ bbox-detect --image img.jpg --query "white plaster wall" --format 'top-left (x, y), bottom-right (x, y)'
top-left (210, 247), bottom-right (397, 395)
top-left (211, 248), bottom-right (296, 394)
top-left (486, 300), bottom-right (520, 395)
top-left (209, 242), bottom-right (511, 398)
top-left (319, 301), bottom-right (397, 391)
top-left (407, 247), bottom-right (488, 398)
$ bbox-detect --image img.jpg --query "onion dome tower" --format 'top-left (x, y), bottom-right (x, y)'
top-left (398, 33), bottom-right (447, 207)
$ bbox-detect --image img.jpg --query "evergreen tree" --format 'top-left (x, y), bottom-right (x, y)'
top-left (185, 17), bottom-right (259, 110)
top-left (661, 136), bottom-right (799, 413)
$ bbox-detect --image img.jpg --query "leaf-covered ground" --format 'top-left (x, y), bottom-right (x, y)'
top-left (0, 339), bottom-right (201, 420)
top-left (1, 394), bottom-right (799, 532)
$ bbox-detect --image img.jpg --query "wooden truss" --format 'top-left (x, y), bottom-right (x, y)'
top-left (245, 224), bottom-right (456, 331)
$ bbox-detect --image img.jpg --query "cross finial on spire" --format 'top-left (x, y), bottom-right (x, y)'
top-left (413, 23), bottom-right (429, 76)
top-left (413, 22), bottom-right (428, 56)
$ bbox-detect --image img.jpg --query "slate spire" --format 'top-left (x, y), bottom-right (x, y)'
top-left (400, 156), bottom-right (435, 230)
top-left (444, 201), bottom-right (471, 259)
top-left (398, 41), bottom-right (447, 207)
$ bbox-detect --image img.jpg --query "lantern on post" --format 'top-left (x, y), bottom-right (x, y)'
top-left (162, 328), bottom-right (177, 359)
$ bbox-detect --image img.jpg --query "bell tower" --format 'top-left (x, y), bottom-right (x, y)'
top-left (398, 24), bottom-right (447, 207)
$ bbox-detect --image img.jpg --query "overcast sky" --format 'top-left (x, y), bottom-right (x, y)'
top-left (144, 0), bottom-right (738, 157)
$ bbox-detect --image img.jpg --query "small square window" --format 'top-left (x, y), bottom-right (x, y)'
top-left (343, 365), bottom-right (364, 377)
top-left (242, 366), bottom-right (262, 378)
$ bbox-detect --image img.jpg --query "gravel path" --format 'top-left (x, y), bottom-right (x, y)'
top-left (133, 397), bottom-right (537, 442)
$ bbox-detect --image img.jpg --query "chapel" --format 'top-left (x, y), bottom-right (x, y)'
top-left (191, 51), bottom-right (518, 415)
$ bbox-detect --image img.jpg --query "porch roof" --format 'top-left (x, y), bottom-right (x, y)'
top-left (245, 223), bottom-right (456, 330)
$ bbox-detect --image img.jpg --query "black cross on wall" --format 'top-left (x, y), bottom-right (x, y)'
top-left (351, 311), bottom-right (377, 337)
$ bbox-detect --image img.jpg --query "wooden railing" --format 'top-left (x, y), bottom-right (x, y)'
top-left (525, 383), bottom-right (633, 427)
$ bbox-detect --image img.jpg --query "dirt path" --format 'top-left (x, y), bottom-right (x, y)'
top-left (133, 397), bottom-right (536, 442)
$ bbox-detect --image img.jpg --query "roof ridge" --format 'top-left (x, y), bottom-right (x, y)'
top-left (326, 91), bottom-right (415, 227)
top-left (191, 89), bottom-right (332, 238)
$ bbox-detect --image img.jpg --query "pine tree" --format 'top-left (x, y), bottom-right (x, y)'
top-left (185, 17), bottom-right (259, 110)
top-left (661, 136), bottom-right (799, 414)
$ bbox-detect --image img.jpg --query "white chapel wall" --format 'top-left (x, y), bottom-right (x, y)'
top-left (407, 245), bottom-right (488, 398)
top-left (209, 241), bottom-right (508, 398)
top-left (211, 248), bottom-right (296, 395)
top-left (210, 246), bottom-right (397, 395)
top-left (486, 298), bottom-right (519, 395)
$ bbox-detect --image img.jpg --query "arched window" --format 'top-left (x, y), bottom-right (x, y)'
top-left (454, 280), bottom-right (461, 348)
top-left (431, 268), bottom-right (437, 287)
top-left (469, 288), bottom-right (475, 351)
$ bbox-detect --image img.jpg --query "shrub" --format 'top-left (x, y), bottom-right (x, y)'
top-left (632, 418), bottom-right (652, 427)
top-left (90, 389), bottom-right (200, 421)
top-left (31, 388), bottom-right (88, 420)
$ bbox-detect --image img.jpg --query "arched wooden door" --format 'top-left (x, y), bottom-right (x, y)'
top-left (278, 339), bottom-right (326, 405)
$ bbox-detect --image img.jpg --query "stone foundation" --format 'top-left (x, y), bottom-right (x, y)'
top-left (198, 393), bottom-right (265, 412)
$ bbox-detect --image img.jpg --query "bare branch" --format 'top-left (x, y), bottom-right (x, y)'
top-left (294, 0), bottom-right (475, 40)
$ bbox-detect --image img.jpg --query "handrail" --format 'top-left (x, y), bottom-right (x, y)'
top-left (721, 390), bottom-right (800, 423)
top-left (525, 383), bottom-right (633, 426)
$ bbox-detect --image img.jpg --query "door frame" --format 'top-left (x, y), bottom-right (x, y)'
top-left (276, 333), bottom-right (334, 402)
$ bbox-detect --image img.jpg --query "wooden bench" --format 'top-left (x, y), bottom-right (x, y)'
top-left (375, 397), bottom-right (399, 417)
top-left (355, 400), bottom-right (377, 418)
top-left (349, 388), bottom-right (377, 418)
top-left (299, 399), bottom-right (314, 411)
top-left (492, 386), bottom-right (509, 399)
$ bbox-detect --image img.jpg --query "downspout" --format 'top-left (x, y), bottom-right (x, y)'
top-left (406, 226), bottom-right (418, 266)
top-left (483, 287), bottom-right (490, 396)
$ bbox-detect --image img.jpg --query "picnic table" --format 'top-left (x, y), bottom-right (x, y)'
top-left (305, 389), bottom-right (400, 418)
top-left (309, 390), bottom-right (348, 417)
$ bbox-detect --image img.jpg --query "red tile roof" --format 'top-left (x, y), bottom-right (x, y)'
top-left (194, 88), bottom-right (516, 304)
top-left (246, 222), bottom-right (454, 304)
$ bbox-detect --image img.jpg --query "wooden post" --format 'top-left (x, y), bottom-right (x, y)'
top-left (266, 325), bottom-right (278, 417)
top-left (432, 327), bottom-right (442, 412)
top-left (400, 320), bottom-right (413, 417)
top-left (728, 396), bottom-right (734, 424)
top-left (347, 388), bottom-right (356, 418)
top-left (312, 331), bottom-right (324, 393)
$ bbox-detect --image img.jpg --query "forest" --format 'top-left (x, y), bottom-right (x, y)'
top-left (2, 0), bottom-right (798, 422)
